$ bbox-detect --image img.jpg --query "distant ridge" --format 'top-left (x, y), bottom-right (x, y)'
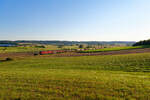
top-left (0, 40), bottom-right (135, 46)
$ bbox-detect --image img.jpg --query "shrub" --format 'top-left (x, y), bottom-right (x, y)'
top-left (5, 58), bottom-right (13, 61)
top-left (35, 45), bottom-right (45, 48)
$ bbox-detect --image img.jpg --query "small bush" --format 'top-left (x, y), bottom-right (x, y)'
top-left (34, 53), bottom-right (38, 56)
top-left (5, 58), bottom-right (13, 61)
top-left (35, 45), bottom-right (45, 48)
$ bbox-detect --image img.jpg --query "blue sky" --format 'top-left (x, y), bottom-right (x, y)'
top-left (0, 0), bottom-right (150, 41)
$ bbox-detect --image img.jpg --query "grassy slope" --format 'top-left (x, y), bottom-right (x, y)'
top-left (80, 45), bottom-right (150, 53)
top-left (0, 53), bottom-right (150, 99)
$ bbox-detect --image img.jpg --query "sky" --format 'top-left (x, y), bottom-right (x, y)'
top-left (0, 0), bottom-right (150, 41)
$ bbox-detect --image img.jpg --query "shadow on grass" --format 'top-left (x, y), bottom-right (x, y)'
top-left (0, 58), bottom-right (13, 62)
top-left (141, 45), bottom-right (150, 48)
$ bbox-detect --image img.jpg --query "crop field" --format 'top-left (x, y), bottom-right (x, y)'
top-left (79, 45), bottom-right (150, 53)
top-left (0, 53), bottom-right (150, 100)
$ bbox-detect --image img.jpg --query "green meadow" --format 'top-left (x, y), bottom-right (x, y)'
top-left (0, 53), bottom-right (150, 99)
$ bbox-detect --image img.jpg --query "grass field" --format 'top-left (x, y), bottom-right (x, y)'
top-left (0, 53), bottom-right (150, 99)
top-left (79, 45), bottom-right (150, 53)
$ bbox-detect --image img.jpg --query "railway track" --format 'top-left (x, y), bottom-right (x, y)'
top-left (53, 48), bottom-right (150, 57)
top-left (0, 48), bottom-right (150, 58)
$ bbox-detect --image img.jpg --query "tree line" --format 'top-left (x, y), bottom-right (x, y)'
top-left (133, 39), bottom-right (150, 46)
top-left (0, 40), bottom-right (135, 46)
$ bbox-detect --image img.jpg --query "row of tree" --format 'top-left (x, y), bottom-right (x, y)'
top-left (133, 39), bottom-right (150, 46)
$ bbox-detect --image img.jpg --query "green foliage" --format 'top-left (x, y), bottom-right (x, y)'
top-left (58, 45), bottom-right (64, 48)
top-left (35, 45), bottom-right (45, 48)
top-left (86, 45), bottom-right (92, 48)
top-left (133, 39), bottom-right (150, 46)
top-left (79, 44), bottom-right (84, 48)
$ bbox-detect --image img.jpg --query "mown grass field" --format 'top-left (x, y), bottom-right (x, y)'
top-left (79, 45), bottom-right (150, 53)
top-left (0, 53), bottom-right (150, 100)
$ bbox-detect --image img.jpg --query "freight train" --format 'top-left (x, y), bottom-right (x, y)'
top-left (39, 50), bottom-right (65, 55)
top-left (34, 49), bottom-right (81, 55)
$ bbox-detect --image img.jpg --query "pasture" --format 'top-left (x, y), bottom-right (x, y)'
top-left (0, 53), bottom-right (150, 99)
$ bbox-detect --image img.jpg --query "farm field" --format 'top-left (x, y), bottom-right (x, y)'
top-left (0, 45), bottom-right (59, 53)
top-left (0, 53), bottom-right (150, 99)
top-left (79, 45), bottom-right (150, 53)
top-left (0, 45), bottom-right (79, 53)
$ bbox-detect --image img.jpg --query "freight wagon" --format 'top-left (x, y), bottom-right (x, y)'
top-left (39, 50), bottom-right (65, 55)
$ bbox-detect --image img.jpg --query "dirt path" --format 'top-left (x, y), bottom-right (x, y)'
top-left (1, 48), bottom-right (150, 58)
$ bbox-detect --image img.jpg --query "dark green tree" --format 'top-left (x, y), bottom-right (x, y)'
top-left (79, 44), bottom-right (84, 48)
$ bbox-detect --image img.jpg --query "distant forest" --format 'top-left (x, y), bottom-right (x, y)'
top-left (133, 39), bottom-right (150, 46)
top-left (0, 40), bottom-right (135, 46)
